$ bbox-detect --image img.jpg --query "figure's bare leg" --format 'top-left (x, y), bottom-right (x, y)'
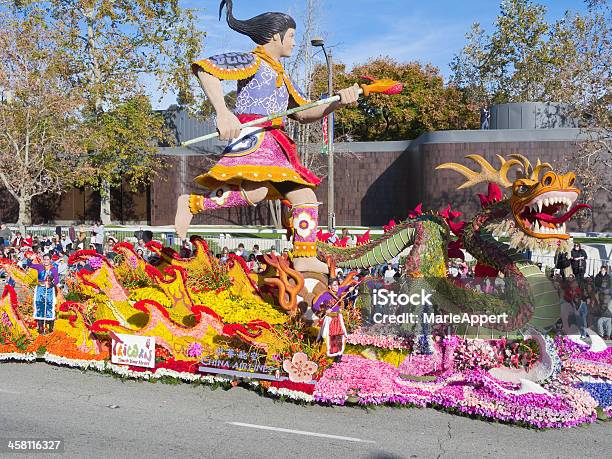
top-left (175, 182), bottom-right (269, 239)
top-left (285, 187), bottom-right (329, 275)
top-left (175, 194), bottom-right (193, 240)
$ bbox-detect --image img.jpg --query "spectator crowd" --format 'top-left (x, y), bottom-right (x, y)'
top-left (2, 223), bottom-right (610, 340)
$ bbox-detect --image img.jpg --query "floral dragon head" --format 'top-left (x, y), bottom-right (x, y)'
top-left (436, 154), bottom-right (590, 250)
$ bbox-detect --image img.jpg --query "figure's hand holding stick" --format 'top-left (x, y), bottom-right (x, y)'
top-left (328, 277), bottom-right (366, 311)
top-left (181, 77), bottom-right (403, 146)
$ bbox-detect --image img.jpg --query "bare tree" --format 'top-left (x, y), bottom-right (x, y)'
top-left (0, 12), bottom-right (90, 225)
top-left (266, 0), bottom-right (327, 228)
top-left (552, 2), bottom-right (611, 229)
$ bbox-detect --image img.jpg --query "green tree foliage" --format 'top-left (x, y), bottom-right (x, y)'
top-left (87, 95), bottom-right (165, 192)
top-left (452, 0), bottom-right (571, 103)
top-left (0, 12), bottom-right (91, 224)
top-left (14, 0), bottom-right (204, 223)
top-left (311, 58), bottom-right (478, 141)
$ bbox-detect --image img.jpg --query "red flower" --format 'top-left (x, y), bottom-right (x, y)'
top-left (439, 204), bottom-right (466, 236)
top-left (408, 203), bottom-right (423, 219)
top-left (477, 183), bottom-right (503, 209)
top-left (316, 229), bottom-right (332, 242)
top-left (356, 230), bottom-right (371, 246)
top-left (383, 219), bottom-right (396, 233)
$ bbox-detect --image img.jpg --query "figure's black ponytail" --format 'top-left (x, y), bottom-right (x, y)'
top-left (219, 0), bottom-right (296, 45)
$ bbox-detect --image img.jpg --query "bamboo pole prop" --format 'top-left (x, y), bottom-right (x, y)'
top-left (181, 78), bottom-right (404, 147)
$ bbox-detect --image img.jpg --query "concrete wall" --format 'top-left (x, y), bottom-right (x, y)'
top-left (1, 127), bottom-right (609, 232)
top-left (150, 128), bottom-right (610, 232)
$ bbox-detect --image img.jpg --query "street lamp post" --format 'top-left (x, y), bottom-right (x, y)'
top-left (311, 38), bottom-right (335, 231)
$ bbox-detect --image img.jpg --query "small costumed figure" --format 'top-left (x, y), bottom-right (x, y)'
top-left (174, 0), bottom-right (360, 274)
top-left (313, 277), bottom-right (354, 357)
top-left (29, 253), bottom-right (59, 335)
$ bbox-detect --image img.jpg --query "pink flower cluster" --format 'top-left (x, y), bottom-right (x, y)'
top-left (573, 346), bottom-right (612, 365)
top-left (186, 342), bottom-right (203, 358)
top-left (89, 257), bottom-right (104, 270)
top-left (453, 339), bottom-right (500, 371)
top-left (1, 311), bottom-right (11, 328)
top-left (314, 355), bottom-right (434, 406)
top-left (345, 328), bottom-right (413, 350)
top-left (554, 336), bottom-right (612, 380)
top-left (564, 359), bottom-right (612, 380)
top-left (398, 353), bottom-right (440, 376)
top-left (397, 337), bottom-right (459, 377)
top-left (431, 370), bottom-right (598, 428)
top-left (314, 351), bottom-right (599, 428)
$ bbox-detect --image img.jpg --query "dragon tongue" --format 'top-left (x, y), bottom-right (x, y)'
top-left (535, 203), bottom-right (590, 224)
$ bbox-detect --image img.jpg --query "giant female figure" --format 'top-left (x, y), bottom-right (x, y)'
top-left (174, 0), bottom-right (360, 273)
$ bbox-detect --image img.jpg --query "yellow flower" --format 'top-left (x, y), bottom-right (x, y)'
top-left (192, 290), bottom-right (288, 325)
top-left (129, 288), bottom-right (172, 308)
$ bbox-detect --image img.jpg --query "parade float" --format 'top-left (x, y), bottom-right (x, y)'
top-left (1, 153), bottom-right (610, 428)
top-left (1, 0), bottom-right (610, 429)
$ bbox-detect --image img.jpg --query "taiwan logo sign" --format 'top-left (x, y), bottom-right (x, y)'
top-left (111, 333), bottom-right (155, 368)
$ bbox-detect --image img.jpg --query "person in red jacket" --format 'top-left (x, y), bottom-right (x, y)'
top-left (11, 232), bottom-right (27, 248)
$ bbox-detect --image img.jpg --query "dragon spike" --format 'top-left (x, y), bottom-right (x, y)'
top-left (508, 154), bottom-right (552, 180)
top-left (530, 159), bottom-right (553, 181)
top-left (509, 153), bottom-right (532, 175)
top-left (436, 154), bottom-right (522, 189)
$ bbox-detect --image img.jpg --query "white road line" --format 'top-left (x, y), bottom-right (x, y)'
top-left (0, 388), bottom-right (20, 395)
top-left (226, 422), bottom-right (376, 444)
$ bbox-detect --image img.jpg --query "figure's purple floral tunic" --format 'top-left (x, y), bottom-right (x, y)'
top-left (191, 46), bottom-right (320, 199)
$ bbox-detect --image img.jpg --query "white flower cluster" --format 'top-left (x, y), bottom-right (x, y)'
top-left (265, 386), bottom-right (315, 403)
top-left (43, 353), bottom-right (106, 371)
top-left (1, 352), bottom-right (314, 404)
top-left (0, 352), bottom-right (36, 362)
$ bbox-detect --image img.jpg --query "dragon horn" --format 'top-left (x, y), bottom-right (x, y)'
top-left (530, 159), bottom-right (553, 180)
top-left (436, 154), bottom-right (522, 189)
top-left (509, 154), bottom-right (532, 175)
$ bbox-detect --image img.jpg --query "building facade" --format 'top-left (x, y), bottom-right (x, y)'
top-left (1, 105), bottom-right (609, 232)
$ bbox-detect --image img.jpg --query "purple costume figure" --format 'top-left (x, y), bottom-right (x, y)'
top-left (313, 278), bottom-right (351, 357)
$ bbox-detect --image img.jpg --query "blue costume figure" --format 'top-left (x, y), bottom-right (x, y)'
top-left (30, 254), bottom-right (59, 334)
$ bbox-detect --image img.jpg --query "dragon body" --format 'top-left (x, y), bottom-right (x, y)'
top-left (316, 154), bottom-right (589, 335)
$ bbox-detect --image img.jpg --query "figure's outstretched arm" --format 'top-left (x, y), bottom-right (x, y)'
top-left (290, 83), bottom-right (360, 124)
top-left (195, 70), bottom-right (242, 140)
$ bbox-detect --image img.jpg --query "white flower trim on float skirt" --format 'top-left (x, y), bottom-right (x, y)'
top-left (0, 352), bottom-right (36, 362)
top-left (265, 385), bottom-right (315, 403)
top-left (43, 353), bottom-right (107, 371)
top-left (103, 362), bottom-right (235, 385)
top-left (1, 351), bottom-right (318, 404)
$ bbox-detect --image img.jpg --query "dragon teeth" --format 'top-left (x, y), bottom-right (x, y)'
top-left (537, 201), bottom-right (543, 213)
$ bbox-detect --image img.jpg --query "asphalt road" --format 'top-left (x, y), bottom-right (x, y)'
top-left (0, 363), bottom-right (609, 458)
